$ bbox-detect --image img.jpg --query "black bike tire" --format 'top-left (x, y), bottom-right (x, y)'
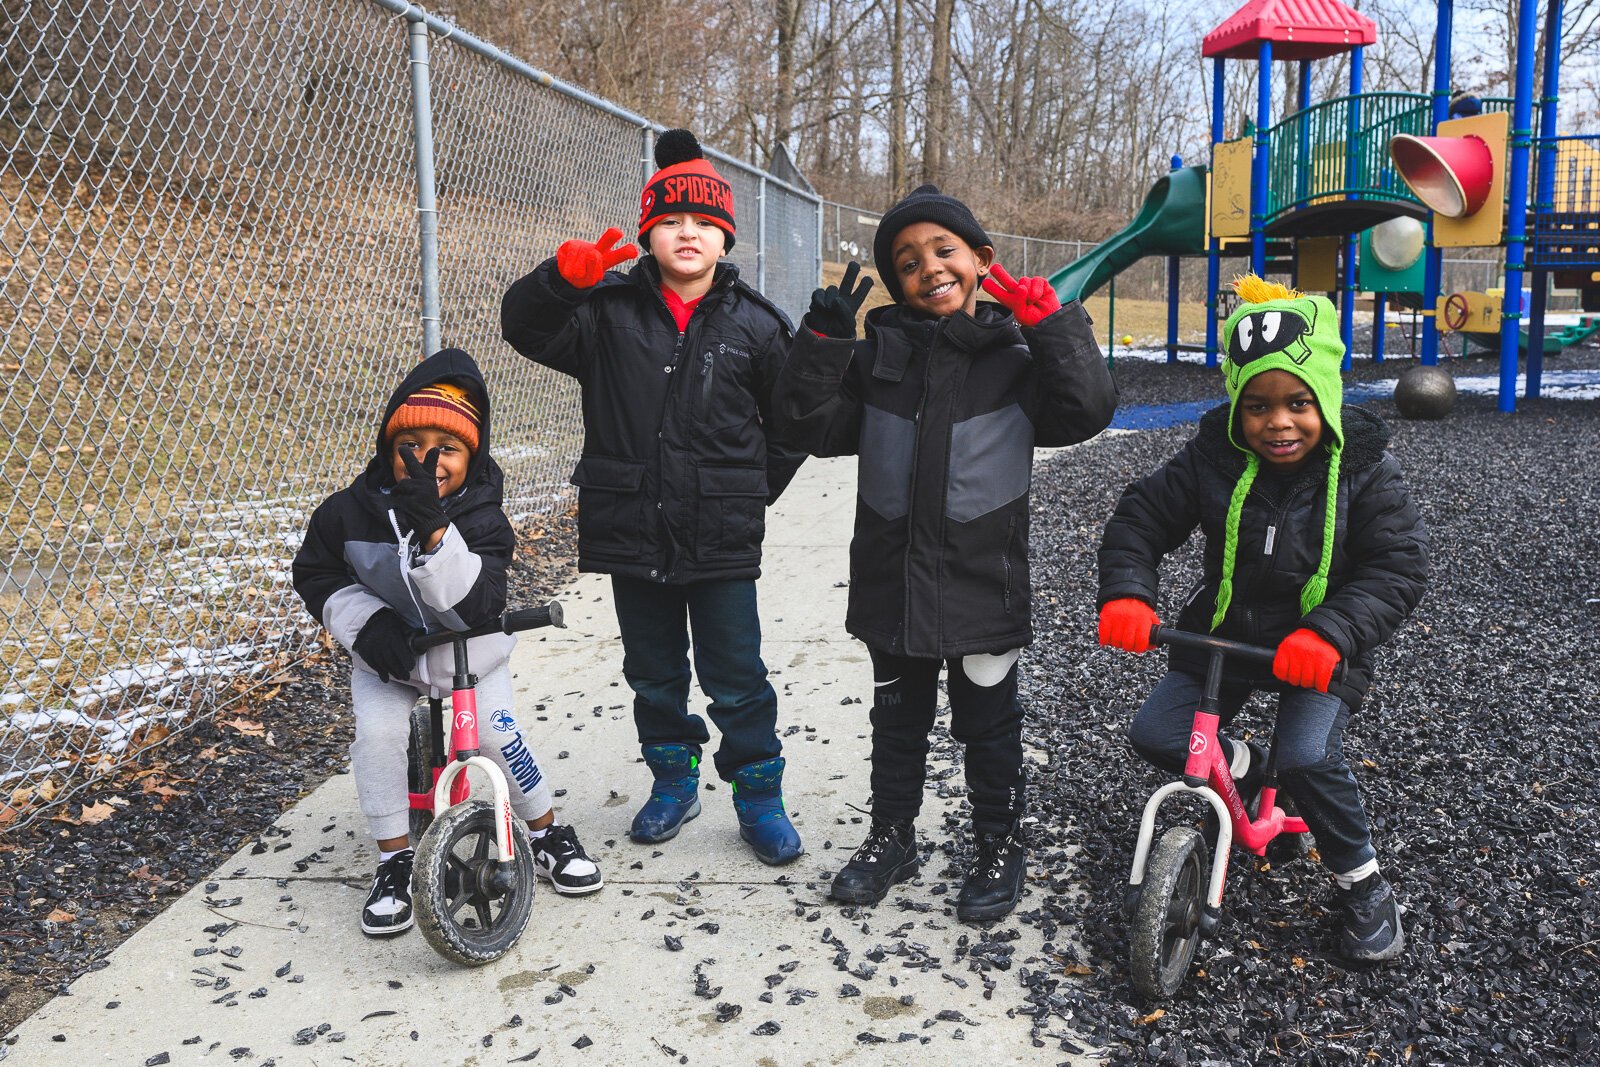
top-left (1129, 826), bottom-right (1209, 999)
top-left (413, 800), bottom-right (536, 966)
top-left (405, 702), bottom-right (436, 843)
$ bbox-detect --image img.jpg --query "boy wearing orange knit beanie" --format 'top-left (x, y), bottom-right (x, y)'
top-left (294, 347), bottom-right (602, 937)
top-left (501, 130), bottom-right (808, 866)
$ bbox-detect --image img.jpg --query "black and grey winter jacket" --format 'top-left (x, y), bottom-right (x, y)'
top-left (774, 300), bottom-right (1117, 658)
top-left (1097, 403), bottom-right (1429, 710)
top-left (293, 348), bottom-right (515, 695)
top-left (500, 255), bottom-right (806, 583)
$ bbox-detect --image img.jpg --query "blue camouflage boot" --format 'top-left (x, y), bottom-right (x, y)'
top-left (729, 757), bottom-right (804, 865)
top-left (630, 744), bottom-right (702, 843)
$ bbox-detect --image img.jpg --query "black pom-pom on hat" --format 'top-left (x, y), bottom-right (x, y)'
top-left (655, 129), bottom-right (704, 168)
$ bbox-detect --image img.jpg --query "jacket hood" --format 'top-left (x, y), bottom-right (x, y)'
top-left (863, 299), bottom-right (1021, 345)
top-left (365, 347), bottom-right (500, 495)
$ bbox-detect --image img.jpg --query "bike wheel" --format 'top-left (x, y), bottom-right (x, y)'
top-left (1129, 826), bottom-right (1209, 999)
top-left (406, 702), bottom-right (436, 843)
top-left (413, 800), bottom-right (535, 966)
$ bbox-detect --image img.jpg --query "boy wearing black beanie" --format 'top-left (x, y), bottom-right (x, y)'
top-left (501, 131), bottom-right (809, 867)
top-left (773, 185), bottom-right (1117, 921)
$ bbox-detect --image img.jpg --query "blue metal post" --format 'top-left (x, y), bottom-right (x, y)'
top-left (1527, 0), bottom-right (1564, 399)
top-left (1252, 41), bottom-right (1273, 275)
top-left (1296, 61), bottom-right (1313, 208)
top-left (1421, 0), bottom-right (1454, 365)
top-left (1373, 292), bottom-right (1387, 361)
top-left (1341, 46), bottom-right (1364, 368)
top-left (1499, 0), bottom-right (1540, 413)
top-left (1168, 154), bottom-right (1183, 363)
top-left (1207, 58), bottom-right (1225, 367)
top-left (405, 14), bottom-right (441, 357)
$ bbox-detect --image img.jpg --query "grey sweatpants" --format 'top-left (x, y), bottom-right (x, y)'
top-left (350, 663), bottom-right (554, 841)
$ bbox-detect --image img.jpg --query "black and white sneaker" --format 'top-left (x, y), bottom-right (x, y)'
top-left (361, 849), bottom-right (414, 937)
top-left (1338, 873), bottom-right (1406, 963)
top-left (531, 824), bottom-right (604, 895)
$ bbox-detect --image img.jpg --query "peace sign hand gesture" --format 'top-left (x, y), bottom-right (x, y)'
top-left (804, 261), bottom-right (875, 339)
top-left (981, 264), bottom-right (1061, 327)
top-left (556, 227), bottom-right (639, 289)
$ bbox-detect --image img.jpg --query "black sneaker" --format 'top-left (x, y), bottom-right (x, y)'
top-left (1338, 873), bottom-right (1406, 963)
top-left (531, 824), bottom-right (604, 895)
top-left (361, 849), bottom-right (414, 937)
top-left (829, 818), bottom-right (919, 905)
top-left (956, 828), bottom-right (1026, 923)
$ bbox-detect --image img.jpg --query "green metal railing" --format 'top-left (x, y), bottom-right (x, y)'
top-left (1263, 92), bottom-right (1429, 221)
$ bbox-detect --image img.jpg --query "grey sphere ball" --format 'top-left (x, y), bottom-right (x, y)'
top-left (1394, 365), bottom-right (1458, 419)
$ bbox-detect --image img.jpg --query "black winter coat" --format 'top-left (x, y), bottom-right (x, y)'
top-left (501, 255), bottom-right (806, 583)
top-left (775, 300), bottom-right (1117, 658)
top-left (1097, 403), bottom-right (1429, 710)
top-left (293, 348), bottom-right (516, 693)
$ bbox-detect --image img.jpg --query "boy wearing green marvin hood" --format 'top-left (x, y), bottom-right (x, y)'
top-left (1095, 276), bottom-right (1429, 963)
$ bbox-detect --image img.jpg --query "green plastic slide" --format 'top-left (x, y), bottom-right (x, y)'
top-left (1049, 165), bottom-right (1210, 303)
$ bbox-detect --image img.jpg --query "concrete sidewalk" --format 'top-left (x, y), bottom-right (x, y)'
top-left (3, 456), bottom-right (1092, 1067)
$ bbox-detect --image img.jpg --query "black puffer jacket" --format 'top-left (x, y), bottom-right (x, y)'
top-left (1097, 403), bottom-right (1429, 710)
top-left (775, 300), bottom-right (1117, 657)
top-left (293, 348), bottom-right (516, 694)
top-left (501, 255), bottom-right (805, 583)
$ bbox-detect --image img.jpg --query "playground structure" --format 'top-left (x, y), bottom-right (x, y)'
top-left (1046, 0), bottom-right (1595, 412)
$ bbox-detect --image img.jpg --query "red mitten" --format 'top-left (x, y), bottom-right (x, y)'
top-left (1098, 598), bottom-right (1159, 654)
top-left (981, 264), bottom-right (1062, 326)
top-left (1273, 628), bottom-right (1341, 692)
top-left (556, 227), bottom-right (638, 289)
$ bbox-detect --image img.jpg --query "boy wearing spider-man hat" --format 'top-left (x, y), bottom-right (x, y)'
top-left (1097, 275), bottom-right (1430, 963)
top-left (501, 130), bottom-right (808, 866)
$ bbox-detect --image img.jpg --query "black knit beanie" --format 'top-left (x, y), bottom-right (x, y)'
top-left (872, 184), bottom-right (992, 303)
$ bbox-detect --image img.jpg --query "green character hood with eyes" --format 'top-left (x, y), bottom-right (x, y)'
top-left (1210, 275), bottom-right (1349, 630)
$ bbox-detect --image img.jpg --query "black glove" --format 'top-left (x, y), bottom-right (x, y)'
top-left (803, 261), bottom-right (874, 339)
top-left (390, 445), bottom-right (449, 540)
top-left (352, 608), bottom-right (417, 684)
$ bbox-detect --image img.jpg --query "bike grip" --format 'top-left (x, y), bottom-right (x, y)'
top-left (503, 601), bottom-right (565, 633)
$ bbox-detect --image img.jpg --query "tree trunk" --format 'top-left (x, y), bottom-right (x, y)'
top-left (890, 0), bottom-right (907, 199)
top-left (923, 0), bottom-right (955, 187)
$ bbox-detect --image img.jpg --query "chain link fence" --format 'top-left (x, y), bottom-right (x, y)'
top-left (0, 0), bottom-right (819, 827)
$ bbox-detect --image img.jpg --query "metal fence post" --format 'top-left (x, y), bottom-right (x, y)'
top-left (758, 175), bottom-right (768, 292)
top-left (405, 11), bottom-right (441, 357)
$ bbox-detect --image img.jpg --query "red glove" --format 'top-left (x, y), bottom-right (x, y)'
top-left (981, 264), bottom-right (1061, 327)
top-left (1273, 628), bottom-right (1341, 692)
top-left (556, 227), bottom-right (638, 289)
top-left (1098, 598), bottom-right (1159, 654)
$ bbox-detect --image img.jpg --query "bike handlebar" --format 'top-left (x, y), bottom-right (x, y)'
top-left (408, 601), bottom-right (565, 653)
top-left (1150, 625), bottom-right (1346, 685)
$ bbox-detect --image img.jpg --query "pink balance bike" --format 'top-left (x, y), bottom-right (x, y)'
top-left (1121, 625), bottom-right (1343, 998)
top-left (404, 602), bottom-right (564, 966)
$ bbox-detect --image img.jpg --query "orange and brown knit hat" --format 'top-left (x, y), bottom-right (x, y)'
top-left (384, 382), bottom-right (482, 454)
top-left (637, 129), bottom-right (736, 250)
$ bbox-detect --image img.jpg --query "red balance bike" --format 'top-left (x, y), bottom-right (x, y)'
top-left (1121, 625), bottom-right (1343, 999)
top-left (404, 602), bottom-right (564, 966)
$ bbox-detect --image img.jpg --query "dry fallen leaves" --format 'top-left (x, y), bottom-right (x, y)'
top-left (46, 908), bottom-right (77, 923)
top-left (52, 799), bottom-right (117, 825)
top-left (220, 717), bottom-right (266, 737)
top-left (1137, 1009), bottom-right (1167, 1025)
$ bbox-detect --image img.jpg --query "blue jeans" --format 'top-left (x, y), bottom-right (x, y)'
top-left (611, 576), bottom-right (781, 781)
top-left (1128, 670), bottom-right (1377, 875)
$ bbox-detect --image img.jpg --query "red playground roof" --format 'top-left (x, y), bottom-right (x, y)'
top-left (1202, 0), bottom-right (1377, 61)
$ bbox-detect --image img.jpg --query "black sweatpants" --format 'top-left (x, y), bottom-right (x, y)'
top-left (866, 647), bottom-right (1025, 835)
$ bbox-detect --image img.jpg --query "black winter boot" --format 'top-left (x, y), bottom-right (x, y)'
top-left (829, 818), bottom-right (919, 905)
top-left (1338, 873), bottom-right (1405, 963)
top-left (956, 827), bottom-right (1026, 923)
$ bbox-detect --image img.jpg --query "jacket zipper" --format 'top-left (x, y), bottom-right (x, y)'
top-left (1002, 515), bottom-right (1016, 613)
top-left (901, 319), bottom-right (942, 648)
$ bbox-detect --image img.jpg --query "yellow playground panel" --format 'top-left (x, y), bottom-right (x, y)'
top-left (1436, 290), bottom-right (1502, 334)
top-left (1432, 111), bottom-right (1507, 248)
top-left (1308, 140), bottom-right (1347, 206)
top-left (1211, 137), bottom-right (1252, 238)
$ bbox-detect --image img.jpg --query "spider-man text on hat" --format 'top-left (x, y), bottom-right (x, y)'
top-left (638, 129), bottom-right (736, 250)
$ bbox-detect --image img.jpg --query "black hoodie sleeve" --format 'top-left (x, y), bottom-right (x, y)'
top-left (1097, 444), bottom-right (1205, 608)
top-left (501, 257), bottom-right (625, 380)
top-left (1299, 453), bottom-right (1430, 657)
top-left (770, 327), bottom-right (866, 458)
top-left (1020, 301), bottom-right (1118, 448)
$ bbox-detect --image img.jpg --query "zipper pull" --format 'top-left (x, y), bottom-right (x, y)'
top-left (1264, 525), bottom-right (1277, 556)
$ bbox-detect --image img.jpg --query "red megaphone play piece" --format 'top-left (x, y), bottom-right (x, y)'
top-left (1389, 134), bottom-right (1496, 218)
